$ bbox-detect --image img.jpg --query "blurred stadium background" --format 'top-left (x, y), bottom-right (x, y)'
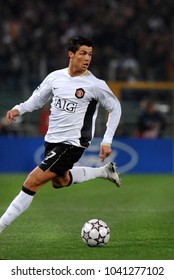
top-left (0, 0), bottom-right (174, 173)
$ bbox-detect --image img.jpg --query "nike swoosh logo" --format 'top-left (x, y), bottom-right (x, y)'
top-left (41, 161), bottom-right (47, 165)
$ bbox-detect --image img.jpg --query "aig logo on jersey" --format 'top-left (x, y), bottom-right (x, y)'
top-left (54, 96), bottom-right (77, 113)
top-left (75, 88), bottom-right (85, 99)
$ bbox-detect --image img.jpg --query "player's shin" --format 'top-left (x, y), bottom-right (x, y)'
top-left (0, 186), bottom-right (35, 233)
top-left (70, 166), bottom-right (107, 184)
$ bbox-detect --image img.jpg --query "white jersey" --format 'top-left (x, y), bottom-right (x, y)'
top-left (14, 68), bottom-right (121, 147)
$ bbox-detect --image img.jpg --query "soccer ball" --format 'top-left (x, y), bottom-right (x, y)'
top-left (81, 218), bottom-right (110, 247)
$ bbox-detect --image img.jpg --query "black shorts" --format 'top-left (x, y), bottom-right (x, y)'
top-left (39, 142), bottom-right (85, 176)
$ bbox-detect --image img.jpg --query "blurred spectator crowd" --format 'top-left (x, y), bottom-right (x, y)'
top-left (1, 0), bottom-right (174, 85)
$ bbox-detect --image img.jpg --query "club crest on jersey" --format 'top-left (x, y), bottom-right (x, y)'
top-left (75, 88), bottom-right (85, 99)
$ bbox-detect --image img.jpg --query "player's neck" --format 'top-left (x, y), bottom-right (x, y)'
top-left (68, 67), bottom-right (88, 77)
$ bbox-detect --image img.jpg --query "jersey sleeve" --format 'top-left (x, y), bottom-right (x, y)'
top-left (13, 74), bottom-right (53, 115)
top-left (94, 80), bottom-right (121, 145)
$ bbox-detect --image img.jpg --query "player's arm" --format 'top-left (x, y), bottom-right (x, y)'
top-left (98, 84), bottom-right (121, 141)
top-left (6, 74), bottom-right (53, 121)
top-left (95, 80), bottom-right (121, 160)
top-left (102, 98), bottom-right (121, 144)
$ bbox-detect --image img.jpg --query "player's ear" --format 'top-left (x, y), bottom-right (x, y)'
top-left (68, 51), bottom-right (74, 58)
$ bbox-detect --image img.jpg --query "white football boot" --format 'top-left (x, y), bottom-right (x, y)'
top-left (104, 162), bottom-right (121, 187)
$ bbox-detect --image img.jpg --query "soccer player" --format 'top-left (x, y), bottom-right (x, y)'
top-left (0, 36), bottom-right (121, 233)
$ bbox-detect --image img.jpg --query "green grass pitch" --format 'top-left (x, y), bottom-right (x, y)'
top-left (0, 173), bottom-right (173, 260)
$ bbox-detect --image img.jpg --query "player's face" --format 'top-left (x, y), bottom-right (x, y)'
top-left (69, 46), bottom-right (92, 75)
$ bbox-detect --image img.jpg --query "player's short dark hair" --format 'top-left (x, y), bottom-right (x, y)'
top-left (68, 36), bottom-right (93, 53)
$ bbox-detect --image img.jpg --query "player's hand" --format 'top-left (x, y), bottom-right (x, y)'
top-left (99, 144), bottom-right (111, 162)
top-left (6, 109), bottom-right (20, 124)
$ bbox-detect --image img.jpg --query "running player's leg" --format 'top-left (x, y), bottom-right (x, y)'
top-left (70, 162), bottom-right (121, 187)
top-left (40, 143), bottom-right (84, 189)
top-left (0, 143), bottom-right (84, 233)
top-left (0, 167), bottom-right (57, 233)
top-left (49, 142), bottom-right (121, 189)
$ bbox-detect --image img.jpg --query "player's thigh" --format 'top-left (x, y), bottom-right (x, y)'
top-left (39, 143), bottom-right (84, 176)
top-left (24, 166), bottom-right (57, 190)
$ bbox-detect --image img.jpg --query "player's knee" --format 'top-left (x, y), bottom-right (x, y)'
top-left (52, 177), bottom-right (71, 189)
top-left (52, 180), bottom-right (63, 189)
